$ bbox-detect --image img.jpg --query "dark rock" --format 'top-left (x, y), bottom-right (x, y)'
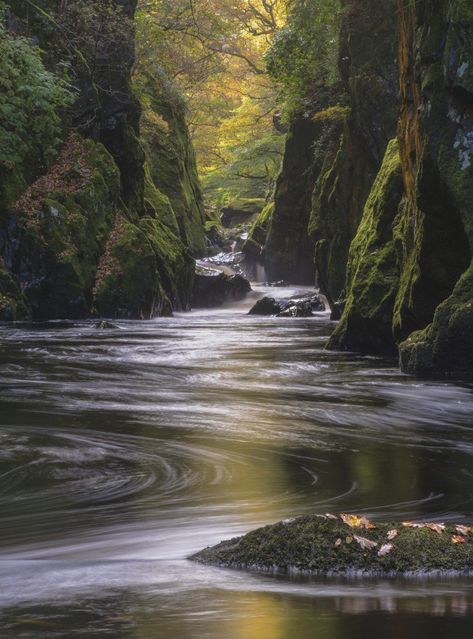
top-left (193, 264), bottom-right (251, 308)
top-left (95, 320), bottom-right (118, 329)
top-left (248, 297), bottom-right (281, 315)
top-left (249, 292), bottom-right (325, 316)
top-left (277, 303), bottom-right (312, 317)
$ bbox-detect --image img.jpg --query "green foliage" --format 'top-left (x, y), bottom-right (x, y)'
top-left (202, 134), bottom-right (284, 207)
top-left (0, 16), bottom-right (72, 169)
top-left (265, 0), bottom-right (341, 116)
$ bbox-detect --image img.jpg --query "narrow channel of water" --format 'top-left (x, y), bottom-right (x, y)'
top-left (1, 286), bottom-right (473, 638)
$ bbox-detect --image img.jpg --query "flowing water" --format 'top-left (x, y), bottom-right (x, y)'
top-left (1, 285), bottom-right (473, 638)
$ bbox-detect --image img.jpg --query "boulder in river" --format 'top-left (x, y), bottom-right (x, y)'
top-left (193, 264), bottom-right (251, 308)
top-left (249, 292), bottom-right (325, 317)
top-left (191, 514), bottom-right (473, 577)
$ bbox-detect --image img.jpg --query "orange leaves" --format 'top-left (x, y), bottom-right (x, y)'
top-left (455, 525), bottom-right (473, 536)
top-left (340, 514), bottom-right (376, 530)
top-left (452, 535), bottom-right (466, 544)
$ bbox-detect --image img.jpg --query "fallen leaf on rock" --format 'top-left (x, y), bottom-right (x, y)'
top-left (353, 535), bottom-right (378, 550)
top-left (378, 543), bottom-right (393, 557)
top-left (340, 514), bottom-right (376, 529)
top-left (387, 529), bottom-right (398, 540)
top-left (425, 523), bottom-right (445, 534)
top-left (325, 513), bottom-right (338, 520)
top-left (455, 525), bottom-right (473, 535)
top-left (346, 536), bottom-right (353, 544)
top-left (452, 535), bottom-right (466, 544)
top-left (334, 538), bottom-right (342, 547)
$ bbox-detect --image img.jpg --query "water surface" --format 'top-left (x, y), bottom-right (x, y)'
top-left (1, 286), bottom-right (473, 637)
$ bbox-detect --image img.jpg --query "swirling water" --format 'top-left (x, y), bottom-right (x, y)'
top-left (0, 285), bottom-right (473, 638)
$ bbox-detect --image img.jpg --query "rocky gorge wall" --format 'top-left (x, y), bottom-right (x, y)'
top-left (0, 0), bottom-right (206, 320)
top-left (261, 0), bottom-right (473, 377)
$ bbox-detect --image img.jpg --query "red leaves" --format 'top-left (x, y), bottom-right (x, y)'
top-left (13, 133), bottom-right (92, 227)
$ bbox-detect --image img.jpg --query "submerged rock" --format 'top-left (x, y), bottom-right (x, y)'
top-left (95, 320), bottom-right (118, 330)
top-left (192, 264), bottom-right (251, 308)
top-left (191, 514), bottom-right (473, 577)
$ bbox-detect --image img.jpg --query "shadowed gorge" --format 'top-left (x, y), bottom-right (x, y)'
top-left (1, 1), bottom-right (473, 637)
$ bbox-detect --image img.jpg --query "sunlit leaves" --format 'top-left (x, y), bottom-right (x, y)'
top-left (340, 514), bottom-right (376, 530)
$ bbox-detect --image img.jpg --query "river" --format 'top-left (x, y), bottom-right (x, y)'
top-left (1, 285), bottom-right (473, 638)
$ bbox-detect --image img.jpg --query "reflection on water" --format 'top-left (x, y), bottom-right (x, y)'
top-left (0, 285), bottom-right (473, 637)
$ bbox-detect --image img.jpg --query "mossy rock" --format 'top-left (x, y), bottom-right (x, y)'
top-left (327, 140), bottom-right (403, 355)
top-left (9, 136), bottom-right (120, 319)
top-left (94, 214), bottom-right (194, 319)
top-left (244, 201), bottom-right (274, 249)
top-left (400, 262), bottom-right (473, 378)
top-left (0, 258), bottom-right (30, 321)
top-left (192, 513), bottom-right (473, 577)
top-left (137, 73), bottom-right (207, 257)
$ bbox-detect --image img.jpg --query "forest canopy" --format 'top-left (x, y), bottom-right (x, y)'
top-left (136, 0), bottom-right (341, 206)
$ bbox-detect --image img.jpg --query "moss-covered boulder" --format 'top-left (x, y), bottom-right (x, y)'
top-left (192, 513), bottom-right (473, 577)
top-left (94, 214), bottom-right (194, 318)
top-left (400, 263), bottom-right (473, 377)
top-left (6, 135), bottom-right (120, 319)
top-left (327, 140), bottom-right (403, 354)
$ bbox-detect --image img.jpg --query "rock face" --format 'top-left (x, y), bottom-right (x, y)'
top-left (261, 0), bottom-right (473, 377)
top-left (263, 0), bottom-right (399, 295)
top-left (332, 0), bottom-right (473, 376)
top-left (0, 0), bottom-right (204, 320)
top-left (310, 0), bottom-right (400, 312)
top-left (397, 0), bottom-right (473, 377)
top-left (192, 514), bottom-right (473, 576)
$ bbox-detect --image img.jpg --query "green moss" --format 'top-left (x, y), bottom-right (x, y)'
top-left (192, 514), bottom-right (473, 576)
top-left (327, 140), bottom-right (403, 354)
top-left (400, 262), bottom-right (473, 377)
top-left (245, 201), bottom-right (274, 247)
top-left (143, 162), bottom-right (180, 235)
top-left (0, 258), bottom-right (30, 320)
top-left (11, 137), bottom-right (120, 319)
top-left (94, 214), bottom-right (194, 319)
top-left (137, 73), bottom-right (207, 257)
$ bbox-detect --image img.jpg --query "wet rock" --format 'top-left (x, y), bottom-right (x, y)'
top-left (95, 320), bottom-right (118, 329)
top-left (192, 264), bottom-right (251, 308)
top-left (277, 302), bottom-right (312, 317)
top-left (248, 297), bottom-right (281, 316)
top-left (248, 292), bottom-right (325, 317)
